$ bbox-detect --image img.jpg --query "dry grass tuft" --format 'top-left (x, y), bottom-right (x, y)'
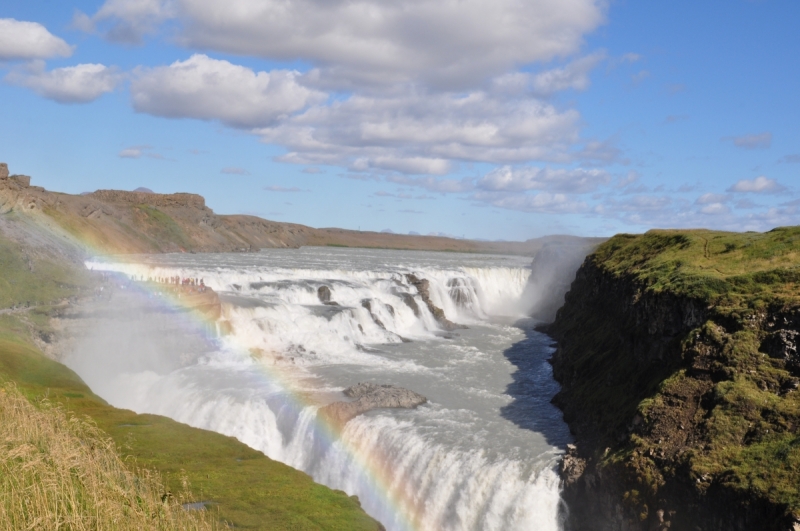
top-left (0, 383), bottom-right (219, 530)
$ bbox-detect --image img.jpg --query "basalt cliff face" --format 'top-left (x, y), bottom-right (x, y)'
top-left (546, 230), bottom-right (800, 531)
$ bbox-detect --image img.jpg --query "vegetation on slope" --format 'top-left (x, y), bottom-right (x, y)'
top-left (550, 227), bottom-right (800, 528)
top-left (0, 382), bottom-right (217, 530)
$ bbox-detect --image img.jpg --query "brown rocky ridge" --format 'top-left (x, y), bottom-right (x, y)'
top-left (0, 161), bottom-right (601, 256)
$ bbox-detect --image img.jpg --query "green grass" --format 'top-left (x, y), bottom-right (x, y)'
top-left (0, 234), bottom-right (90, 309)
top-left (135, 205), bottom-right (193, 252)
top-left (594, 227), bottom-right (800, 316)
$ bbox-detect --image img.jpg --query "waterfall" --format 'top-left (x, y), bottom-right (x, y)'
top-left (75, 249), bottom-right (569, 530)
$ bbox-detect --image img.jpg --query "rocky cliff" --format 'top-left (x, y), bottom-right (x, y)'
top-left (546, 229), bottom-right (800, 531)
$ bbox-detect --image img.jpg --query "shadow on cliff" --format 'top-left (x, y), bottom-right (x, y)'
top-left (498, 317), bottom-right (573, 448)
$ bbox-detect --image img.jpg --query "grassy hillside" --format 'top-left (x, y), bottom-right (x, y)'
top-left (595, 227), bottom-right (800, 313)
top-left (0, 381), bottom-right (217, 530)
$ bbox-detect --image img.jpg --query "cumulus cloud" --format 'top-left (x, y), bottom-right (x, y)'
top-left (724, 132), bottom-right (772, 150)
top-left (477, 165), bottom-right (610, 193)
top-left (130, 54), bottom-right (326, 128)
top-left (258, 89), bottom-right (582, 173)
top-left (0, 18), bottom-right (73, 61)
top-left (82, 0), bottom-right (605, 89)
top-left (7, 63), bottom-right (122, 103)
top-left (727, 176), bottom-right (786, 194)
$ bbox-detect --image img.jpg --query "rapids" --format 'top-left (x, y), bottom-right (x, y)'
top-left (73, 247), bottom-right (572, 531)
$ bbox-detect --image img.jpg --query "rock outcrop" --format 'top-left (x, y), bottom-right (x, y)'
top-left (319, 383), bottom-right (427, 426)
top-left (90, 189), bottom-right (206, 209)
top-left (405, 274), bottom-right (466, 331)
top-left (546, 230), bottom-right (800, 531)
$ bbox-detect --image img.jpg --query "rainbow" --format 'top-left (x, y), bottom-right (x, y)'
top-left (50, 221), bottom-right (421, 531)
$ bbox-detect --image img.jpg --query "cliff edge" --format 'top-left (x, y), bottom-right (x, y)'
top-left (547, 228), bottom-right (800, 531)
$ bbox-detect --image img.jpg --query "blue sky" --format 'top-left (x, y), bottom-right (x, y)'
top-left (1, 0), bottom-right (798, 240)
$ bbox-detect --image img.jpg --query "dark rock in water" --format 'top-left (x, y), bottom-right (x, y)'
top-left (317, 285), bottom-right (339, 306)
top-left (361, 299), bottom-right (385, 329)
top-left (405, 273), bottom-right (466, 331)
top-left (400, 293), bottom-right (420, 317)
top-left (319, 383), bottom-right (427, 426)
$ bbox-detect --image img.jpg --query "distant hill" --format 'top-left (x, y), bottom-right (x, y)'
top-left (0, 162), bottom-right (604, 256)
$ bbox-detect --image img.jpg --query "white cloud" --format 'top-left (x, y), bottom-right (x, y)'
top-left (7, 63), bottom-right (122, 103)
top-left (119, 147), bottom-right (143, 158)
top-left (258, 89), bottom-right (583, 173)
top-left (477, 165), bottom-right (610, 193)
top-left (474, 191), bottom-right (588, 214)
top-left (727, 176), bottom-right (786, 194)
top-left (725, 132), bottom-right (772, 150)
top-left (695, 193), bottom-right (730, 205)
top-left (0, 18), bottom-right (73, 60)
top-left (699, 203), bottom-right (730, 215)
top-left (130, 54), bottom-right (326, 128)
top-left (530, 52), bottom-right (605, 97)
top-left (83, 0), bottom-right (605, 90)
top-left (75, 0), bottom-right (176, 44)
top-left (118, 145), bottom-right (166, 159)
top-left (386, 175), bottom-right (474, 193)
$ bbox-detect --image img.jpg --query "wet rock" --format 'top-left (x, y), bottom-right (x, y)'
top-left (405, 273), bottom-right (466, 331)
top-left (361, 299), bottom-right (385, 328)
top-left (318, 285), bottom-right (339, 306)
top-left (560, 444), bottom-right (586, 487)
top-left (400, 293), bottom-right (420, 317)
top-left (319, 383), bottom-right (427, 426)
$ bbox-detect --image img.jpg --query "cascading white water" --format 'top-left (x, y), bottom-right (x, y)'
top-left (74, 248), bottom-right (571, 531)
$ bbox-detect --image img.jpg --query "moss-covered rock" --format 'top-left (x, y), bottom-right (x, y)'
top-left (547, 228), bottom-right (800, 531)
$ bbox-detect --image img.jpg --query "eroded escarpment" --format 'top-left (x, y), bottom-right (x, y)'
top-left (546, 230), bottom-right (800, 531)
